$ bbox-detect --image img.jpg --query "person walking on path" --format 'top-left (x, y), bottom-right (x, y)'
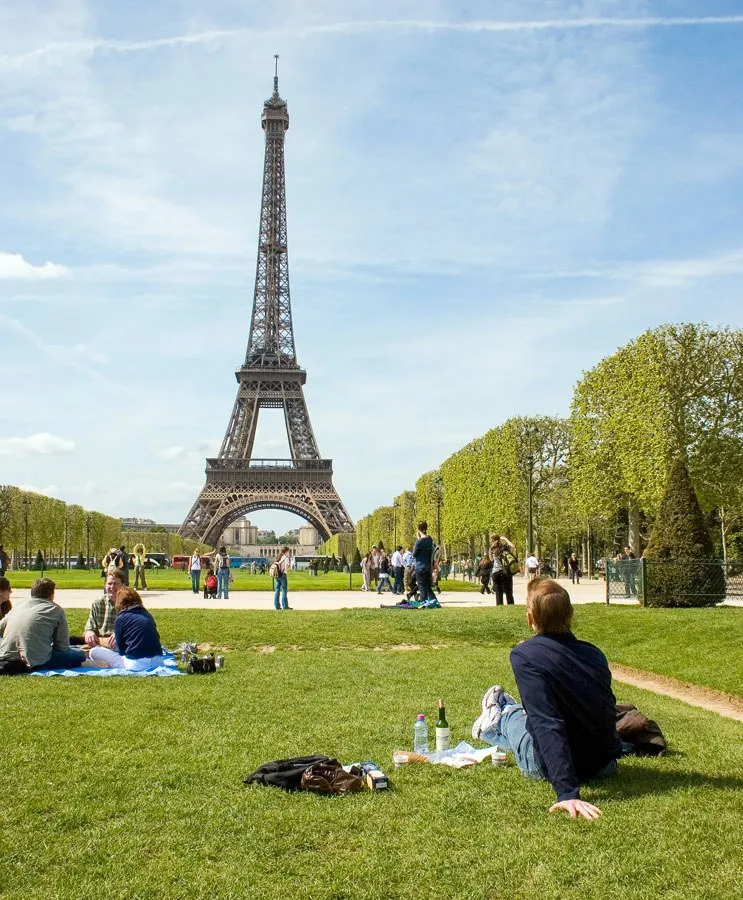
top-left (491, 535), bottom-right (517, 605)
top-left (477, 554), bottom-right (493, 594)
top-left (391, 546), bottom-right (405, 595)
top-left (189, 549), bottom-right (202, 594)
top-left (569, 553), bottom-right (580, 585)
top-left (0, 545), bottom-right (9, 577)
top-left (472, 578), bottom-right (620, 821)
top-left (376, 550), bottom-right (394, 594)
top-left (133, 543), bottom-right (148, 591)
top-left (412, 521), bottom-right (435, 603)
top-left (525, 553), bottom-right (540, 581)
top-left (360, 551), bottom-right (371, 591)
top-left (273, 546), bottom-right (292, 610)
top-left (215, 546), bottom-right (231, 599)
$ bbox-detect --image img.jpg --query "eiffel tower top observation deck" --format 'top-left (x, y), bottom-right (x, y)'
top-left (179, 61), bottom-right (354, 546)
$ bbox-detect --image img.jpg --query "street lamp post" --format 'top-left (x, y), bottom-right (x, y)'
top-left (525, 425), bottom-right (538, 557)
top-left (22, 497), bottom-right (30, 570)
top-left (434, 475), bottom-right (443, 546)
top-left (85, 514), bottom-right (92, 570)
top-left (393, 500), bottom-right (398, 548)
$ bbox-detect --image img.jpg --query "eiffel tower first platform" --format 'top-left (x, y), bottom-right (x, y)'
top-left (179, 63), bottom-right (354, 547)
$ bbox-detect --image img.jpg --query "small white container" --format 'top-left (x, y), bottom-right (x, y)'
top-left (491, 751), bottom-right (508, 767)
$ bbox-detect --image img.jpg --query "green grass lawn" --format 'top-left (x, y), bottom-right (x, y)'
top-left (58, 604), bottom-right (740, 697)
top-left (6, 569), bottom-right (478, 592)
top-left (1, 609), bottom-right (741, 899)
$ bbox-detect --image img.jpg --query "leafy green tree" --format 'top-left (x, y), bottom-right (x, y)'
top-left (643, 457), bottom-right (724, 607)
top-left (571, 323), bottom-right (743, 551)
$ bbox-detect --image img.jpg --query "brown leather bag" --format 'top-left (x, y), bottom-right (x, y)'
top-left (300, 761), bottom-right (364, 795)
top-left (616, 703), bottom-right (667, 756)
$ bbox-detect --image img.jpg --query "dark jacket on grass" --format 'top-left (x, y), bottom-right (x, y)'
top-left (510, 632), bottom-right (621, 802)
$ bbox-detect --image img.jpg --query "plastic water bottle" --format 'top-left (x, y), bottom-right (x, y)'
top-left (414, 714), bottom-right (428, 753)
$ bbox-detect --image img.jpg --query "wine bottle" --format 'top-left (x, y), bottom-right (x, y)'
top-left (435, 698), bottom-right (450, 752)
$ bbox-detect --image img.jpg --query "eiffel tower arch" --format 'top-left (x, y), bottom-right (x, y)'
top-left (180, 61), bottom-right (354, 547)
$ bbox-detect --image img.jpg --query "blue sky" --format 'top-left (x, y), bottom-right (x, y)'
top-left (1, 0), bottom-right (743, 535)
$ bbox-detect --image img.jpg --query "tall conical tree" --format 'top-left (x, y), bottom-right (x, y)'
top-left (644, 457), bottom-right (723, 607)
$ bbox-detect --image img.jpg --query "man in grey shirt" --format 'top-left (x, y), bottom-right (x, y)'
top-left (0, 578), bottom-right (85, 670)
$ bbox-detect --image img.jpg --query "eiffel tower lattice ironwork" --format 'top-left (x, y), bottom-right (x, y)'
top-left (179, 63), bottom-right (354, 546)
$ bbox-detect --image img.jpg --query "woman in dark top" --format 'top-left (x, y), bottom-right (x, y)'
top-left (89, 587), bottom-right (163, 670)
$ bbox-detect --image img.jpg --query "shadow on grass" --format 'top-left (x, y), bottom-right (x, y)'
top-left (590, 766), bottom-right (743, 801)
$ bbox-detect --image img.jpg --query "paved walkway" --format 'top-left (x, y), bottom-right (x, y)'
top-left (16, 577), bottom-right (638, 611)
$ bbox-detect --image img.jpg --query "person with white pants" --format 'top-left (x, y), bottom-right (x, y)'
top-left (89, 586), bottom-right (163, 670)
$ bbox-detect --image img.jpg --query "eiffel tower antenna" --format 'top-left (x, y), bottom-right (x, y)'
top-left (180, 65), bottom-right (354, 546)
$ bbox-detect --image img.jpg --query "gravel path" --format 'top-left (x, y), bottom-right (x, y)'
top-left (611, 663), bottom-right (743, 723)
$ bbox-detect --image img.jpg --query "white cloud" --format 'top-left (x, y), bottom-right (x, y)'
top-left (0, 252), bottom-right (69, 280)
top-left (17, 484), bottom-right (59, 498)
top-left (0, 433), bottom-right (75, 456)
top-left (158, 446), bottom-right (185, 460)
top-left (2, 15), bottom-right (743, 70)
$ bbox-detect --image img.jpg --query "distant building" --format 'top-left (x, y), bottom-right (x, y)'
top-left (217, 517), bottom-right (321, 559)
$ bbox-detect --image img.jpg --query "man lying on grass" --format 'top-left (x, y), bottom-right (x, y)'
top-left (473, 578), bottom-right (620, 821)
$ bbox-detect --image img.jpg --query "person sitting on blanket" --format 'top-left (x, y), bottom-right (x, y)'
top-left (83, 569), bottom-right (125, 647)
top-left (0, 577), bottom-right (86, 671)
top-left (89, 587), bottom-right (163, 671)
top-left (472, 578), bottom-right (621, 821)
top-left (0, 576), bottom-right (12, 621)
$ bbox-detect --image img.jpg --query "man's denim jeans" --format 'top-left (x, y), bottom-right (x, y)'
top-left (273, 573), bottom-right (288, 609)
top-left (481, 704), bottom-right (617, 783)
top-left (32, 648), bottom-right (86, 671)
top-left (191, 569), bottom-right (200, 593)
top-left (217, 567), bottom-right (229, 599)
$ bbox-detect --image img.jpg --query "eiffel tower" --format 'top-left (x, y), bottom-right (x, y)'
top-left (180, 61), bottom-right (354, 546)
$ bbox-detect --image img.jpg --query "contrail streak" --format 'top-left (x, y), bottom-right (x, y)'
top-left (2, 16), bottom-right (743, 69)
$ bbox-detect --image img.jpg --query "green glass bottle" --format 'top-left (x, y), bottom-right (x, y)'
top-left (435, 698), bottom-right (450, 752)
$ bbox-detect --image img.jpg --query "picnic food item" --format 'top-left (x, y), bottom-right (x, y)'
top-left (391, 751), bottom-right (429, 765)
top-left (436, 699), bottom-right (450, 752)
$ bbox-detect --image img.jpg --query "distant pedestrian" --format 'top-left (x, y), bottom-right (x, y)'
top-left (115, 545), bottom-right (131, 586)
top-left (390, 545), bottom-right (405, 594)
top-left (189, 549), bottom-right (202, 594)
top-left (360, 551), bottom-right (371, 591)
top-left (370, 546), bottom-right (381, 589)
top-left (133, 542), bottom-right (148, 591)
top-left (0, 545), bottom-right (9, 577)
top-left (273, 546), bottom-right (292, 610)
top-left (215, 546), bottom-right (230, 599)
top-left (569, 553), bottom-right (580, 585)
top-left (477, 555), bottom-right (493, 594)
top-left (412, 522), bottom-right (435, 602)
top-left (376, 550), bottom-right (394, 594)
top-left (525, 553), bottom-right (540, 581)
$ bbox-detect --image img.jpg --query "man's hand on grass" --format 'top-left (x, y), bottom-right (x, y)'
top-left (549, 799), bottom-right (602, 821)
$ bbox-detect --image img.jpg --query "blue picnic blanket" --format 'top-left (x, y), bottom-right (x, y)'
top-left (29, 648), bottom-right (183, 677)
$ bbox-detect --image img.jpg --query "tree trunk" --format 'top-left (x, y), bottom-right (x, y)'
top-left (628, 495), bottom-right (641, 554)
top-left (720, 508), bottom-right (728, 564)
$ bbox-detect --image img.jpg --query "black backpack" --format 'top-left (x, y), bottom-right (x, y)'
top-left (245, 755), bottom-right (333, 791)
top-left (0, 654), bottom-right (31, 676)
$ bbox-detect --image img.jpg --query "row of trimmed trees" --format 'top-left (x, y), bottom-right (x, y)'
top-left (325, 323), bottom-right (743, 569)
top-left (0, 486), bottom-right (202, 568)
